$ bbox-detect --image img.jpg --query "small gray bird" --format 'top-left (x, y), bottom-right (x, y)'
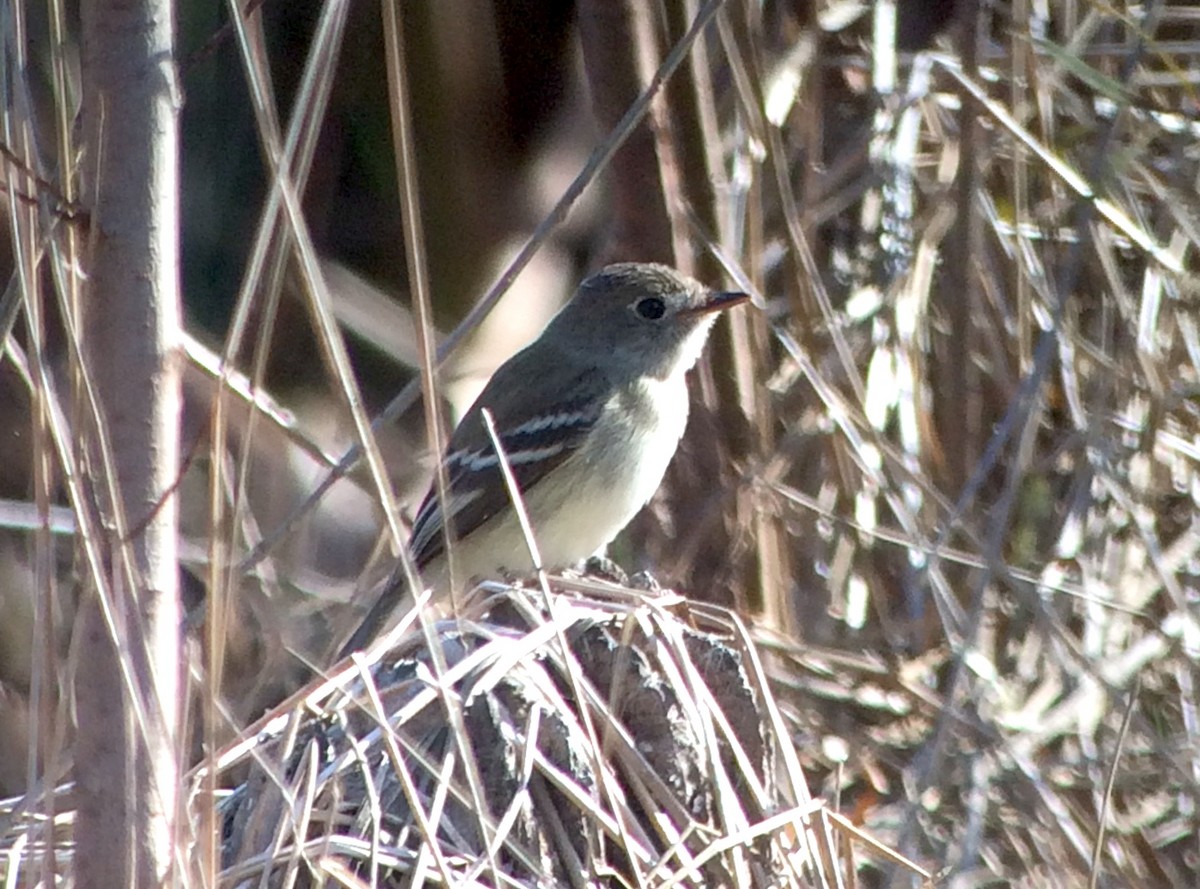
top-left (340, 262), bottom-right (748, 656)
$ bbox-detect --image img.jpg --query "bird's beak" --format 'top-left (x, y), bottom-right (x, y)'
top-left (684, 290), bottom-right (751, 317)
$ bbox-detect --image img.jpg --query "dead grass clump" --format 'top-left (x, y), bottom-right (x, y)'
top-left (211, 583), bottom-right (929, 887)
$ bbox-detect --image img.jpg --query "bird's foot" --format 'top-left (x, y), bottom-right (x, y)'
top-left (583, 555), bottom-right (629, 586)
top-left (628, 570), bottom-right (661, 592)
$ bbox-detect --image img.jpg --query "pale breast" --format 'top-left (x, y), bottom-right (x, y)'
top-left (529, 373), bottom-right (690, 565)
top-left (426, 374), bottom-right (691, 583)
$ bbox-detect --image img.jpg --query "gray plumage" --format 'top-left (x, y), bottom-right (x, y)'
top-left (339, 262), bottom-right (748, 657)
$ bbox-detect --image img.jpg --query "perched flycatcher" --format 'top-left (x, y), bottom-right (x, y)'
top-left (340, 262), bottom-right (748, 655)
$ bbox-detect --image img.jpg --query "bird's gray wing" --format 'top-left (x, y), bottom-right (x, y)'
top-left (409, 348), bottom-right (610, 567)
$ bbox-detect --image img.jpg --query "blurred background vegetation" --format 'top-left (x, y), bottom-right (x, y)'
top-left (2, 0), bottom-right (1200, 884)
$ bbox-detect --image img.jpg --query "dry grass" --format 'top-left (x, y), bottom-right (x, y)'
top-left (1, 0), bottom-right (1198, 886)
top-left (208, 583), bottom-right (930, 887)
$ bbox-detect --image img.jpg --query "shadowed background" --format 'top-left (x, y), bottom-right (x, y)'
top-left (1, 0), bottom-right (1198, 883)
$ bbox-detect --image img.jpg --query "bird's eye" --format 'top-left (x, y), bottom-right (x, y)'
top-left (634, 297), bottom-right (666, 320)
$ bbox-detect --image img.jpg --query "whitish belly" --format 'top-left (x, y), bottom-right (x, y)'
top-left (434, 375), bottom-right (690, 584)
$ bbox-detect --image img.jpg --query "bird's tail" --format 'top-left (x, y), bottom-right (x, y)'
top-left (336, 563), bottom-right (414, 660)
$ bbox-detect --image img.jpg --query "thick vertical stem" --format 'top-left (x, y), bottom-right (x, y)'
top-left (75, 1), bottom-right (183, 886)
